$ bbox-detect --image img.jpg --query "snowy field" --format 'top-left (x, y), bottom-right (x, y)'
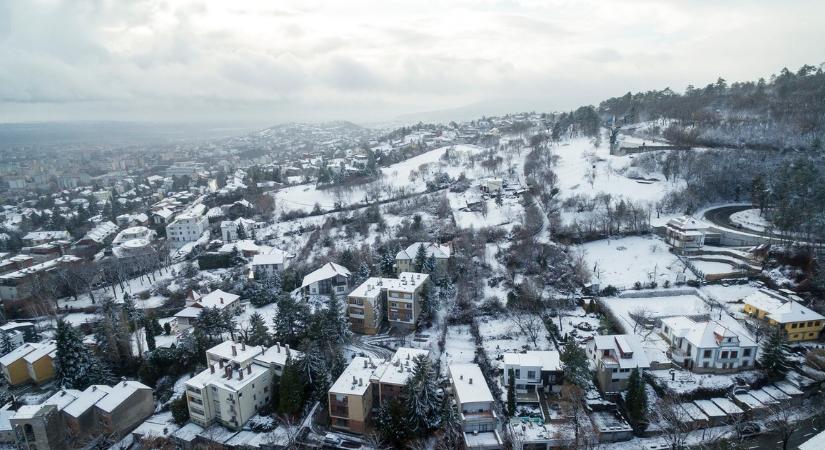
top-left (273, 144), bottom-right (488, 214)
top-left (441, 325), bottom-right (476, 367)
top-left (578, 235), bottom-right (696, 289)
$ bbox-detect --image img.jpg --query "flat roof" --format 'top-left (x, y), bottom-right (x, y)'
top-left (329, 356), bottom-right (384, 396)
top-left (449, 363), bottom-right (493, 404)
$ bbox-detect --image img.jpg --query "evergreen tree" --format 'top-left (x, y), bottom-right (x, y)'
top-left (245, 312), bottom-right (271, 347)
top-left (413, 244), bottom-right (427, 272)
top-left (423, 254), bottom-right (437, 275)
top-left (402, 355), bottom-right (442, 433)
top-left (560, 340), bottom-right (590, 387)
top-left (144, 318), bottom-right (156, 352)
top-left (55, 320), bottom-right (111, 389)
top-left (163, 322), bottom-right (172, 336)
top-left (379, 250), bottom-right (396, 276)
top-left (0, 333), bottom-right (14, 356)
top-left (236, 224), bottom-right (247, 240)
top-left (317, 291), bottom-right (351, 348)
top-left (170, 395), bottom-right (190, 425)
top-left (355, 262), bottom-right (371, 286)
top-left (760, 328), bottom-right (791, 380)
top-left (273, 293), bottom-right (309, 346)
top-left (625, 368), bottom-right (648, 432)
top-left (507, 368), bottom-right (517, 416)
top-left (375, 400), bottom-right (410, 448)
top-left (436, 394), bottom-right (463, 450)
top-left (278, 356), bottom-right (305, 416)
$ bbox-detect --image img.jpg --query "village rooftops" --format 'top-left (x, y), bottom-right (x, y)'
top-left (0, 255), bottom-right (82, 281)
top-left (768, 300), bottom-right (825, 323)
top-left (449, 363), bottom-right (494, 404)
top-left (42, 388), bottom-right (83, 411)
top-left (23, 230), bottom-right (71, 242)
top-left (300, 262), bottom-right (351, 289)
top-left (349, 273), bottom-right (429, 297)
top-left (62, 385), bottom-right (113, 418)
top-left (396, 242), bottom-right (451, 260)
top-left (376, 348), bottom-right (430, 386)
top-left (0, 341), bottom-right (50, 367)
top-left (329, 356), bottom-right (385, 396)
top-left (502, 350), bottom-right (561, 372)
top-left (250, 248), bottom-right (287, 266)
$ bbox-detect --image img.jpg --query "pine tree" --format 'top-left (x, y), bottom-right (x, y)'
top-left (436, 394), bottom-right (463, 450)
top-left (402, 355), bottom-right (442, 433)
top-left (236, 224), bottom-right (247, 240)
top-left (625, 368), bottom-right (648, 432)
top-left (375, 400), bottom-right (410, 448)
top-left (379, 250), bottom-right (396, 276)
top-left (322, 291), bottom-right (351, 347)
top-left (355, 262), bottom-right (371, 286)
top-left (144, 318), bottom-right (156, 352)
top-left (246, 312), bottom-right (270, 347)
top-left (278, 356), bottom-right (305, 417)
top-left (560, 340), bottom-right (590, 387)
top-left (507, 368), bottom-right (517, 416)
top-left (413, 244), bottom-right (427, 272)
top-left (423, 254), bottom-right (437, 275)
top-left (163, 322), bottom-right (172, 336)
top-left (0, 333), bottom-right (14, 356)
top-left (273, 293), bottom-right (309, 346)
top-left (760, 328), bottom-right (791, 380)
top-left (170, 395), bottom-right (190, 425)
top-left (55, 320), bottom-right (111, 389)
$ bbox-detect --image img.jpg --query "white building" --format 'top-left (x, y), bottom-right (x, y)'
top-left (166, 214), bottom-right (209, 250)
top-left (502, 351), bottom-right (562, 395)
top-left (664, 216), bottom-right (719, 253)
top-left (185, 340), bottom-right (300, 430)
top-left (300, 262), bottom-right (351, 297)
top-left (586, 335), bottom-right (650, 393)
top-left (395, 242), bottom-right (451, 273)
top-left (173, 289), bottom-right (241, 329)
top-left (659, 316), bottom-right (757, 373)
top-left (111, 226), bottom-right (157, 259)
top-left (448, 363), bottom-right (503, 450)
top-left (220, 218), bottom-right (259, 243)
top-left (249, 248), bottom-right (289, 279)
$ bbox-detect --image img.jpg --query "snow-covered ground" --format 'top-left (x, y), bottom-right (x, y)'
top-left (730, 208), bottom-right (770, 232)
top-left (477, 316), bottom-right (552, 370)
top-left (441, 325), bottom-right (475, 367)
top-left (578, 235), bottom-right (696, 289)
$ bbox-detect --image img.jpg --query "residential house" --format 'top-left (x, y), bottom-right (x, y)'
top-left (22, 231), bottom-right (71, 247)
top-left (743, 289), bottom-right (825, 342)
top-left (0, 321), bottom-right (36, 348)
top-left (346, 273), bottom-right (429, 334)
top-left (659, 316), bottom-right (757, 373)
top-left (502, 350), bottom-right (562, 397)
top-left (220, 218), bottom-right (259, 242)
top-left (585, 335), bottom-right (650, 393)
top-left (166, 214), bottom-right (209, 250)
top-left (249, 248), bottom-right (289, 279)
top-left (328, 356), bottom-right (384, 434)
top-left (664, 216), bottom-right (720, 253)
top-left (395, 242), bottom-right (451, 273)
top-left (0, 341), bottom-right (56, 386)
top-left (173, 289), bottom-right (241, 329)
top-left (374, 348), bottom-right (430, 404)
top-left (300, 262), bottom-right (351, 297)
top-left (448, 363), bottom-right (503, 450)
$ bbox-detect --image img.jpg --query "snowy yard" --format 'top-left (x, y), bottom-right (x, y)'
top-left (477, 316), bottom-right (552, 370)
top-left (578, 235), bottom-right (696, 289)
top-left (441, 325), bottom-right (476, 367)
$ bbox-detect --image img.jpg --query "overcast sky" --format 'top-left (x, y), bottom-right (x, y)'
top-left (0, 0), bottom-right (822, 125)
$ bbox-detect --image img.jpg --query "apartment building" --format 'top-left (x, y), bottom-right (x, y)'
top-left (743, 289), bottom-right (825, 342)
top-left (166, 213), bottom-right (209, 250)
top-left (185, 340), bottom-right (300, 430)
top-left (9, 381), bottom-right (153, 450)
top-left (659, 316), bottom-right (757, 373)
top-left (346, 272), bottom-right (430, 334)
top-left (0, 341), bottom-right (56, 386)
top-left (448, 363), bottom-right (503, 450)
top-left (327, 347), bottom-right (429, 434)
top-left (0, 256), bottom-right (82, 303)
top-left (585, 335), bottom-right (650, 393)
top-left (501, 350), bottom-right (562, 396)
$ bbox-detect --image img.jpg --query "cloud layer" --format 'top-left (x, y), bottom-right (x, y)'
top-left (0, 0), bottom-right (822, 124)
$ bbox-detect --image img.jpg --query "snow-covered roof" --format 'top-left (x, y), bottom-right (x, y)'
top-left (396, 242), bottom-right (451, 260)
top-left (206, 340), bottom-right (264, 366)
top-left (800, 430), bottom-right (825, 450)
top-left (250, 248), bottom-right (287, 266)
top-left (197, 289), bottom-right (240, 309)
top-left (661, 316), bottom-right (756, 349)
top-left (329, 356), bottom-right (384, 396)
top-left (254, 343), bottom-right (302, 368)
top-left (43, 389), bottom-right (82, 411)
top-left (187, 361), bottom-right (270, 392)
top-left (82, 221), bottom-right (118, 243)
top-left (95, 380), bottom-right (150, 413)
top-left (23, 230), bottom-right (71, 241)
top-left (743, 289), bottom-right (785, 312)
top-left (449, 363), bottom-right (494, 404)
top-left (300, 262), bottom-right (351, 289)
top-left (502, 350), bottom-right (561, 372)
top-left (767, 300), bottom-right (824, 324)
top-left (590, 334), bottom-right (651, 369)
top-left (174, 306), bottom-right (203, 319)
top-left (710, 397), bottom-right (743, 415)
top-left (692, 400), bottom-right (726, 418)
top-left (376, 348), bottom-right (430, 386)
top-left (63, 385), bottom-right (113, 418)
top-left (21, 340), bottom-right (56, 363)
top-left (0, 342), bottom-right (45, 367)
top-left (666, 215), bottom-right (711, 232)
top-left (152, 208), bottom-right (174, 219)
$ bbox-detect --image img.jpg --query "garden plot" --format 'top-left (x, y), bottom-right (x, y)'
top-left (449, 192), bottom-right (524, 230)
top-left (578, 235), bottom-right (696, 289)
top-left (477, 316), bottom-right (552, 371)
top-left (555, 307), bottom-right (601, 343)
top-left (441, 325), bottom-right (476, 367)
top-left (648, 368), bottom-right (762, 395)
top-left (602, 294), bottom-right (711, 334)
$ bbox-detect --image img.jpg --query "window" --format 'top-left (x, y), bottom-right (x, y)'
top-left (743, 348), bottom-right (752, 357)
top-left (721, 351), bottom-right (728, 359)
top-left (730, 351), bottom-right (738, 358)
top-left (791, 323), bottom-right (798, 329)
top-left (703, 350), bottom-right (712, 358)
top-left (703, 362), bottom-right (709, 368)
top-left (742, 360), bottom-right (749, 367)
top-left (527, 370), bottom-right (536, 380)
top-left (514, 369), bottom-right (521, 378)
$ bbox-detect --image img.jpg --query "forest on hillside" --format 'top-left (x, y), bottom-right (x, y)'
top-left (598, 64), bottom-right (825, 150)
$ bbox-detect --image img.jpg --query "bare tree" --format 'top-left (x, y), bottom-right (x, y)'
top-left (766, 401), bottom-right (799, 450)
top-left (265, 415), bottom-right (303, 448)
top-left (507, 311), bottom-right (545, 348)
top-left (655, 392), bottom-right (695, 450)
top-left (628, 306), bottom-right (656, 337)
top-left (363, 432), bottom-right (391, 450)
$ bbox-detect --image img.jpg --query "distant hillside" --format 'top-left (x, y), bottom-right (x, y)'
top-left (598, 64), bottom-right (825, 151)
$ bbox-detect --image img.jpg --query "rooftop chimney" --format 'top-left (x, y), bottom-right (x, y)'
top-left (241, 342), bottom-right (245, 351)
top-left (219, 360), bottom-right (224, 368)
top-left (210, 364), bottom-right (215, 374)
top-left (459, 374), bottom-right (463, 380)
top-left (363, 359), bottom-right (368, 368)
top-left (238, 369), bottom-right (244, 381)
top-left (247, 365), bottom-right (252, 375)
top-left (231, 345), bottom-right (237, 356)
top-left (359, 378), bottom-right (363, 386)
top-left (220, 297), bottom-right (224, 304)
top-left (225, 365), bottom-right (232, 379)
top-left (469, 378), bottom-right (473, 385)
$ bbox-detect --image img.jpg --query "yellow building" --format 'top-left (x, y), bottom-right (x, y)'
top-left (0, 341), bottom-right (56, 386)
top-left (743, 290), bottom-right (824, 342)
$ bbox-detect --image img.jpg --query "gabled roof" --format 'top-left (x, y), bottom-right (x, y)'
top-left (661, 316), bottom-right (756, 349)
top-left (768, 300), bottom-right (825, 324)
top-left (396, 242), bottom-right (451, 260)
top-left (300, 262), bottom-right (351, 289)
top-left (591, 335), bottom-right (650, 369)
top-left (95, 380), bottom-right (150, 413)
top-left (197, 289), bottom-right (240, 309)
top-left (63, 385), bottom-right (112, 418)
